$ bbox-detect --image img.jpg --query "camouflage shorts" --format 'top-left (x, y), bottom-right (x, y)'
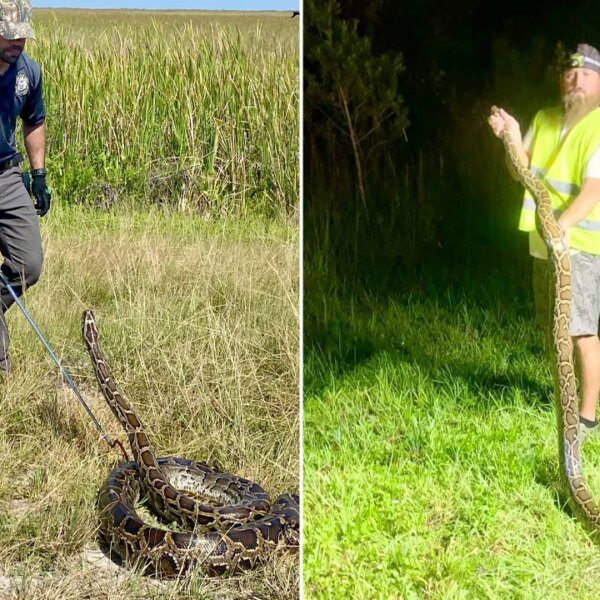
top-left (533, 253), bottom-right (600, 337)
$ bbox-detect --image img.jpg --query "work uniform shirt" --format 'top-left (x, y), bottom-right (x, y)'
top-left (0, 50), bottom-right (45, 163)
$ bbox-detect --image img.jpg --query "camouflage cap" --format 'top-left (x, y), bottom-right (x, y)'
top-left (0, 0), bottom-right (35, 41)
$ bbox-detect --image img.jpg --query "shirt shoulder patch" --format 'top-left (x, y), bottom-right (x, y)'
top-left (15, 71), bottom-right (29, 97)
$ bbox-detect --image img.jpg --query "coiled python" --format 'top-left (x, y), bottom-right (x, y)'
top-left (82, 310), bottom-right (299, 577)
top-left (493, 106), bottom-right (600, 529)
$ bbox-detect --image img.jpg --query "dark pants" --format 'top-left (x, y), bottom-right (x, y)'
top-left (0, 166), bottom-right (43, 372)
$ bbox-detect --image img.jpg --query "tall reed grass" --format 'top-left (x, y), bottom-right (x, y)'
top-left (26, 10), bottom-right (299, 217)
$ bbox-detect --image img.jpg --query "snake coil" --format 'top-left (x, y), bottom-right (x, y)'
top-left (83, 310), bottom-right (299, 577)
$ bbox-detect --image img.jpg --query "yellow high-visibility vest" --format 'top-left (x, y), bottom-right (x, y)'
top-left (519, 106), bottom-right (600, 254)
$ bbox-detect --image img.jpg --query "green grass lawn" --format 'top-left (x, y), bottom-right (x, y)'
top-left (304, 273), bottom-right (600, 599)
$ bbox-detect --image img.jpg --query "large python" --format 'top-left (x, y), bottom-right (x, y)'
top-left (82, 310), bottom-right (299, 577)
top-left (493, 106), bottom-right (600, 529)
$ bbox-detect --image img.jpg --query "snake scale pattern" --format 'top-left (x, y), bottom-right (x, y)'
top-left (494, 106), bottom-right (600, 529)
top-left (82, 310), bottom-right (299, 577)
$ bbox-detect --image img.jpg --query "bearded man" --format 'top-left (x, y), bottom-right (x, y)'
top-left (0, 0), bottom-right (50, 375)
top-left (489, 43), bottom-right (600, 438)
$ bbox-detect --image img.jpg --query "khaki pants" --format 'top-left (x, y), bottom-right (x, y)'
top-left (533, 252), bottom-right (600, 339)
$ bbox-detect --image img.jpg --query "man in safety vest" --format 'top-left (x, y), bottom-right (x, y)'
top-left (489, 43), bottom-right (600, 438)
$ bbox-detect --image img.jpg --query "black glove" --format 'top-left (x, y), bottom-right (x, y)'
top-left (31, 169), bottom-right (51, 217)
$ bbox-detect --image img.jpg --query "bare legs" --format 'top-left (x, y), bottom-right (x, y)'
top-left (575, 335), bottom-right (600, 422)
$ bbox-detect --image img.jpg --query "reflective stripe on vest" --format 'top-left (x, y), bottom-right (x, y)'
top-left (523, 172), bottom-right (581, 197)
top-left (518, 107), bottom-right (600, 253)
top-left (521, 202), bottom-right (600, 232)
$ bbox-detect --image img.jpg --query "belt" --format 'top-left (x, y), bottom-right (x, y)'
top-left (0, 153), bottom-right (23, 173)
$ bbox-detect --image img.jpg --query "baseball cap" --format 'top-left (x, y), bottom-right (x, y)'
top-left (0, 0), bottom-right (35, 41)
top-left (567, 43), bottom-right (600, 73)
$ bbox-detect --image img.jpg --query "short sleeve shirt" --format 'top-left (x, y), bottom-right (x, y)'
top-left (0, 50), bottom-right (45, 163)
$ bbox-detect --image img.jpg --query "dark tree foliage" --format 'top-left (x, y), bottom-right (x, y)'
top-left (305, 0), bottom-right (408, 208)
top-left (305, 0), bottom-right (600, 288)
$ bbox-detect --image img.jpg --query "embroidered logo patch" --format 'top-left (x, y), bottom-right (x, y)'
top-left (15, 72), bottom-right (29, 97)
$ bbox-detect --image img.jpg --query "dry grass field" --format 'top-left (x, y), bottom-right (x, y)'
top-left (0, 207), bottom-right (299, 599)
top-left (0, 8), bottom-right (299, 600)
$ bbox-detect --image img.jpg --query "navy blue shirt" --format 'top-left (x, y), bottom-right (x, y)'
top-left (0, 51), bottom-right (45, 162)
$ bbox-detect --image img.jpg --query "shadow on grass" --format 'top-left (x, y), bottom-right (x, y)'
top-left (305, 279), bottom-right (552, 408)
top-left (434, 363), bottom-right (552, 406)
top-left (31, 391), bottom-right (85, 442)
top-left (97, 534), bottom-right (127, 571)
top-left (531, 455), bottom-right (600, 540)
top-left (533, 457), bottom-right (574, 516)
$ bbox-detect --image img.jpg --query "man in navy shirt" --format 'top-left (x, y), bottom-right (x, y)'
top-left (0, 0), bottom-right (50, 374)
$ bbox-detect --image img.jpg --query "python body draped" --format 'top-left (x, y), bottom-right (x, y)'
top-left (82, 310), bottom-right (299, 577)
top-left (494, 106), bottom-right (600, 529)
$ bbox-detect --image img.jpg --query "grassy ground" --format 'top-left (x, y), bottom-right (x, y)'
top-left (304, 272), bottom-right (600, 599)
top-left (0, 205), bottom-right (299, 599)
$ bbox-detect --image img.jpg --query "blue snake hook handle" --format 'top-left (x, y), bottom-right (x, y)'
top-left (0, 271), bottom-right (128, 459)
